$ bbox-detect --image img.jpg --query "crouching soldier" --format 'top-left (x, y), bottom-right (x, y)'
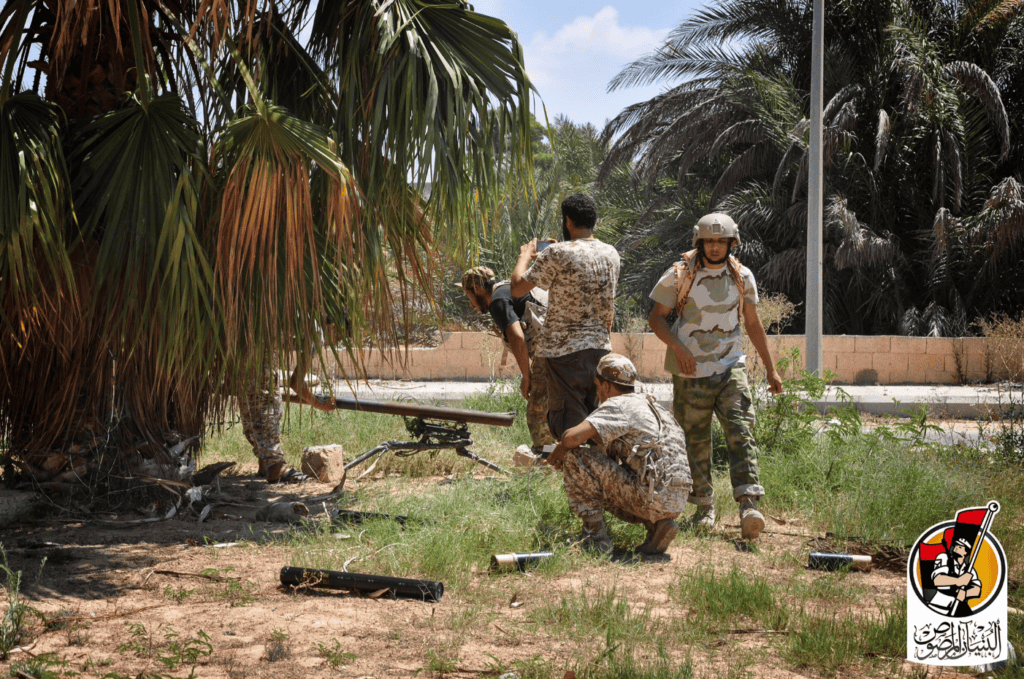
top-left (544, 354), bottom-right (691, 555)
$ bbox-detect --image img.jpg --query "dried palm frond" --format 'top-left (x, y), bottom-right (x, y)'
top-left (874, 109), bottom-right (891, 171)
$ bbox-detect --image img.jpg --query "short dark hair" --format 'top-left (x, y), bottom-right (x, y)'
top-left (561, 193), bottom-right (598, 230)
top-left (596, 375), bottom-right (634, 394)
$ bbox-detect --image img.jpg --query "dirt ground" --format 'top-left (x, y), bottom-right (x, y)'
top-left (1, 455), bottom-right (986, 679)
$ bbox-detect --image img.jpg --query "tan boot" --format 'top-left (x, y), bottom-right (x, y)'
top-left (690, 504), bottom-right (716, 532)
top-left (739, 495), bottom-right (765, 540)
top-left (637, 518), bottom-right (680, 555)
top-left (580, 515), bottom-right (613, 555)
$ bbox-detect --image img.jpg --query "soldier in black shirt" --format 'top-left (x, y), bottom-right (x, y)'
top-left (459, 267), bottom-right (554, 447)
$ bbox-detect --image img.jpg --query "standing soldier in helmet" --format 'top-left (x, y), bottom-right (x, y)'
top-left (647, 213), bottom-right (783, 540)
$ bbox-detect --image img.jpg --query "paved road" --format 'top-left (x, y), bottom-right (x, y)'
top-left (326, 378), bottom-right (1022, 421)
top-left (304, 378), bottom-right (1019, 451)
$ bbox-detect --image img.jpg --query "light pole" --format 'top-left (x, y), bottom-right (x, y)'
top-left (806, 0), bottom-right (825, 375)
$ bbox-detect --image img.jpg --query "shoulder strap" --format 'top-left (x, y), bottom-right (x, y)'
top-left (672, 250), bottom-right (700, 314)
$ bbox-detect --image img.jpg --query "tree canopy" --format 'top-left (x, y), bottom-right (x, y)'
top-left (0, 0), bottom-right (532, 474)
top-left (601, 0), bottom-right (1024, 335)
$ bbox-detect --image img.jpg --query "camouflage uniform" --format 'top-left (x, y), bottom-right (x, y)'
top-left (523, 239), bottom-right (620, 438)
top-left (650, 262), bottom-right (766, 507)
top-left (238, 366), bottom-right (286, 471)
top-left (489, 280), bottom-right (553, 448)
top-left (563, 392), bottom-right (691, 525)
top-left (526, 356), bottom-right (553, 447)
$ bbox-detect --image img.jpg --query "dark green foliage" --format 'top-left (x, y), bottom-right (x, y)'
top-left (601, 0), bottom-right (1024, 334)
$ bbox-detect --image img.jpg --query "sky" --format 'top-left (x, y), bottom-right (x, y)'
top-left (470, 1), bottom-right (703, 132)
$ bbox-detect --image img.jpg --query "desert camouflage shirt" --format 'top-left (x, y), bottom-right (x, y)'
top-left (586, 393), bottom-right (692, 493)
top-left (522, 239), bottom-right (620, 357)
top-left (649, 263), bottom-right (758, 378)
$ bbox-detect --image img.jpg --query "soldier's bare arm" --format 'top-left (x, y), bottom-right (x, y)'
top-left (545, 420), bottom-right (600, 469)
top-left (743, 302), bottom-right (783, 394)
top-left (510, 240), bottom-right (538, 297)
top-left (505, 321), bottom-right (532, 399)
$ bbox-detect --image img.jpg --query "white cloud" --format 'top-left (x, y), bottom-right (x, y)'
top-left (530, 6), bottom-right (669, 59)
top-left (524, 6), bottom-right (668, 94)
top-left (517, 6), bottom-right (670, 126)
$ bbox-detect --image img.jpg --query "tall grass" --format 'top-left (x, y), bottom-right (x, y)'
top-left (755, 365), bottom-right (1016, 546)
top-left (669, 565), bottom-right (789, 632)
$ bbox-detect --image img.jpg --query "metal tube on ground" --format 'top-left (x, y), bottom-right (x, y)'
top-left (807, 552), bottom-right (872, 572)
top-left (280, 566), bottom-right (444, 602)
top-left (490, 552), bottom-right (555, 571)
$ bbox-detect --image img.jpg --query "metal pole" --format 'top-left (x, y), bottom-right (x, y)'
top-left (806, 0), bottom-right (825, 375)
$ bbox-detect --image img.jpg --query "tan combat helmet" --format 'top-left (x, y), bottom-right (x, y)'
top-left (596, 353), bottom-right (637, 388)
top-left (692, 213), bottom-right (741, 247)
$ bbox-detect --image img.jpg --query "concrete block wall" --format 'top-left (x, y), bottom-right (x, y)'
top-left (316, 333), bottom-right (1023, 386)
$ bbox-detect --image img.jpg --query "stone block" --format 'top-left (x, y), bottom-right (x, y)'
top-left (907, 353), bottom-right (946, 381)
top-left (826, 336), bottom-right (856, 354)
top-left (855, 335), bottom-right (891, 354)
top-left (834, 353), bottom-right (873, 382)
top-left (873, 352), bottom-right (908, 374)
top-left (926, 337), bottom-right (954, 355)
top-left (302, 444), bottom-right (343, 482)
top-left (460, 333), bottom-right (486, 351)
top-left (889, 336), bottom-right (925, 355)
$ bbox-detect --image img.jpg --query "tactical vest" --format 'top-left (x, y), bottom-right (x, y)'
top-left (671, 249), bottom-right (746, 327)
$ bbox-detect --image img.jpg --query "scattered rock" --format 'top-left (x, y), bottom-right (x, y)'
top-left (302, 445), bottom-right (342, 482)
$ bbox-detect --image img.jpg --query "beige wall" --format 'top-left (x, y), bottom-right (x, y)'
top-left (318, 333), bottom-right (1023, 386)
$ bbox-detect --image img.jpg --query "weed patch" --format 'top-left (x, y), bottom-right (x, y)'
top-left (669, 565), bottom-right (788, 632)
top-left (1, 548), bottom-right (42, 660)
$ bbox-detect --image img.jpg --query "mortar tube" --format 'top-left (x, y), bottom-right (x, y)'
top-left (280, 566), bottom-right (444, 602)
top-left (490, 552), bottom-right (555, 571)
top-left (807, 552), bottom-right (872, 572)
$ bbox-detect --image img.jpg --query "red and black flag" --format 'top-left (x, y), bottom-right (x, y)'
top-left (918, 528), bottom-right (954, 592)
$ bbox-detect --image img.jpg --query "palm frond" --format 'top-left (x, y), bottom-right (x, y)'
top-left (942, 61), bottom-right (1010, 160)
top-left (0, 92), bottom-right (75, 316)
top-left (873, 108), bottom-right (891, 171)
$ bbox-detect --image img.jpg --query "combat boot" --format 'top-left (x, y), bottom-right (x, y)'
top-left (690, 504), bottom-right (716, 532)
top-left (739, 495), bottom-right (765, 540)
top-left (580, 515), bottom-right (613, 555)
top-left (637, 518), bottom-right (680, 555)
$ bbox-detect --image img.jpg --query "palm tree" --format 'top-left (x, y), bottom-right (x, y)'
top-left (600, 0), bottom-right (1023, 335)
top-left (0, 0), bottom-right (531, 493)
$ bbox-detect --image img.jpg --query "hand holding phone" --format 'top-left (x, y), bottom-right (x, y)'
top-left (536, 240), bottom-right (551, 252)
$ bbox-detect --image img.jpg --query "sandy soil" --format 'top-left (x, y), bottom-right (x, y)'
top-left (2, 460), bottom-right (982, 679)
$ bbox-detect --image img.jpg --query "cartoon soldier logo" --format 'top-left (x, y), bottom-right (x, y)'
top-left (909, 502), bottom-right (1006, 618)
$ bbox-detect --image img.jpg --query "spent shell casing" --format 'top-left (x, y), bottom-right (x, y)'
top-left (490, 552), bottom-right (555, 571)
top-left (808, 552), bottom-right (872, 572)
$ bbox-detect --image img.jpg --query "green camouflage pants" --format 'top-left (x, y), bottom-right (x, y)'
top-left (672, 367), bottom-right (764, 506)
top-left (527, 356), bottom-right (554, 447)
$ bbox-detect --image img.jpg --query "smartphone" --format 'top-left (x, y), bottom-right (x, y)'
top-left (536, 240), bottom-right (551, 252)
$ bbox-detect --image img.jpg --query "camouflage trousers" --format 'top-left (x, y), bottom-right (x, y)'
top-left (238, 369), bottom-right (285, 466)
top-left (672, 368), bottom-right (764, 506)
top-left (563, 447), bottom-right (688, 524)
top-left (527, 356), bottom-right (554, 447)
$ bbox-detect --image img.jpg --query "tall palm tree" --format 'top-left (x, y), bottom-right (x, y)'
top-left (600, 0), bottom-right (1022, 335)
top-left (0, 0), bottom-right (531, 491)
